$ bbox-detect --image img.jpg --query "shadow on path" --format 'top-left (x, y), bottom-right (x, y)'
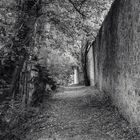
top-left (26, 86), bottom-right (140, 140)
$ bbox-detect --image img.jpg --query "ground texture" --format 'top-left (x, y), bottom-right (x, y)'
top-left (25, 86), bottom-right (140, 140)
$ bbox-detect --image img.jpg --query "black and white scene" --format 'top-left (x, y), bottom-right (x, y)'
top-left (0, 0), bottom-right (140, 139)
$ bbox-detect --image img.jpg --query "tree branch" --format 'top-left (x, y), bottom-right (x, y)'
top-left (67, 0), bottom-right (85, 18)
top-left (79, 0), bottom-right (88, 10)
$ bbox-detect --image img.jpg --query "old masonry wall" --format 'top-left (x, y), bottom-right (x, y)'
top-left (87, 0), bottom-right (140, 130)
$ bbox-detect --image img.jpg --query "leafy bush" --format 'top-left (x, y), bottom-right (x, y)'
top-left (0, 100), bottom-right (40, 140)
top-left (31, 64), bottom-right (58, 107)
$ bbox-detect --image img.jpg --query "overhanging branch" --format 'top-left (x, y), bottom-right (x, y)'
top-left (79, 0), bottom-right (88, 10)
top-left (67, 0), bottom-right (85, 18)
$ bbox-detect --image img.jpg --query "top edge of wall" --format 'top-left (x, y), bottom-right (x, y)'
top-left (92, 0), bottom-right (121, 45)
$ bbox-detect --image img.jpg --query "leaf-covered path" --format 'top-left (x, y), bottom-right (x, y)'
top-left (26, 86), bottom-right (140, 140)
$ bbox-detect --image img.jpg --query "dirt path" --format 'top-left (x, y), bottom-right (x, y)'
top-left (25, 86), bottom-right (140, 140)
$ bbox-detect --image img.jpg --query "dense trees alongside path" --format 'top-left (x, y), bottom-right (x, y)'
top-left (0, 0), bottom-right (114, 139)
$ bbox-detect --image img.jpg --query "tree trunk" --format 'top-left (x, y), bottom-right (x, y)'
top-left (81, 40), bottom-right (90, 86)
top-left (9, 0), bottom-right (42, 106)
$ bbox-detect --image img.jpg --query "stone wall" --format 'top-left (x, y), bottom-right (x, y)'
top-left (73, 66), bottom-right (79, 84)
top-left (87, 46), bottom-right (95, 86)
top-left (87, 0), bottom-right (140, 129)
